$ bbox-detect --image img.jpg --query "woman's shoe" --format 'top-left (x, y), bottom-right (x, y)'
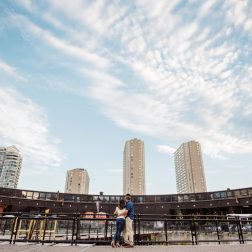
top-left (116, 242), bottom-right (121, 247)
top-left (111, 240), bottom-right (116, 248)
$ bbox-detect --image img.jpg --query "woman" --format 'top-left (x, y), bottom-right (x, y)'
top-left (111, 199), bottom-right (126, 247)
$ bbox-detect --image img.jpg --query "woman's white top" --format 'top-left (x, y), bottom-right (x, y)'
top-left (115, 207), bottom-right (126, 219)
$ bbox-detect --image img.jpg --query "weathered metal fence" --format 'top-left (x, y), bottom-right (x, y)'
top-left (0, 213), bottom-right (251, 245)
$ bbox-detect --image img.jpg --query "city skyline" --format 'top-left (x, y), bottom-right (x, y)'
top-left (0, 1), bottom-right (252, 195)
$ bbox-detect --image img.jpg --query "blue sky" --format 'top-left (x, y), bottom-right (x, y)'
top-left (0, 0), bottom-right (252, 195)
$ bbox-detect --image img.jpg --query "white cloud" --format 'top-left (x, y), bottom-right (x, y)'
top-left (224, 0), bottom-right (252, 34)
top-left (244, 19), bottom-right (252, 32)
top-left (0, 59), bottom-right (27, 82)
top-left (0, 87), bottom-right (64, 170)
top-left (198, 0), bottom-right (218, 18)
top-left (80, 68), bottom-right (124, 89)
top-left (156, 145), bottom-right (176, 154)
top-left (92, 2), bottom-right (249, 157)
top-left (243, 104), bottom-right (252, 117)
top-left (42, 13), bottom-right (67, 31)
top-left (15, 0), bottom-right (33, 11)
top-left (10, 14), bottom-right (110, 69)
top-left (4, 1), bottom-right (252, 160)
top-left (47, 0), bottom-right (128, 36)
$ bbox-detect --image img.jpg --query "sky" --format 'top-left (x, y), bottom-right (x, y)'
top-left (0, 0), bottom-right (252, 195)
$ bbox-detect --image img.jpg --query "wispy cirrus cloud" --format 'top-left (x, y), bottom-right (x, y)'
top-left (0, 87), bottom-right (64, 170)
top-left (14, 0), bottom-right (33, 11)
top-left (84, 1), bottom-right (251, 158)
top-left (0, 59), bottom-right (27, 82)
top-left (47, 0), bottom-right (128, 36)
top-left (5, 0), bottom-right (252, 160)
top-left (9, 14), bottom-right (110, 69)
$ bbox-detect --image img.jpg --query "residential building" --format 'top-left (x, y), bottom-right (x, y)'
top-left (174, 140), bottom-right (207, 194)
top-left (65, 168), bottom-right (89, 194)
top-left (0, 145), bottom-right (22, 189)
top-left (123, 138), bottom-right (145, 195)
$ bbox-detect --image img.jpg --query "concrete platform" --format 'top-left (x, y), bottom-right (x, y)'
top-left (0, 243), bottom-right (252, 252)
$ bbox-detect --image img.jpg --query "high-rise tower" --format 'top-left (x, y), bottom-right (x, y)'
top-left (65, 168), bottom-right (89, 194)
top-left (123, 138), bottom-right (145, 195)
top-left (174, 140), bottom-right (207, 194)
top-left (0, 145), bottom-right (22, 189)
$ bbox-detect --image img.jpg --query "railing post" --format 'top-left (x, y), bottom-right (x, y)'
top-left (66, 220), bottom-right (69, 240)
top-left (104, 218), bottom-right (108, 240)
top-left (10, 214), bottom-right (18, 244)
top-left (190, 214), bottom-right (197, 245)
top-left (190, 215), bottom-right (194, 245)
top-left (42, 215), bottom-right (48, 245)
top-left (76, 213), bottom-right (80, 246)
top-left (164, 214), bottom-right (168, 245)
top-left (137, 214), bottom-right (140, 245)
top-left (88, 223), bottom-right (91, 240)
top-left (236, 217), bottom-right (244, 244)
top-left (110, 221), bottom-right (112, 241)
top-left (71, 215), bottom-right (75, 246)
top-left (194, 215), bottom-right (198, 245)
top-left (12, 213), bottom-right (21, 244)
top-left (215, 217), bottom-right (220, 245)
top-left (133, 214), bottom-right (136, 244)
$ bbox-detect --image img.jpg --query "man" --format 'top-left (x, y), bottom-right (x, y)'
top-left (122, 193), bottom-right (134, 248)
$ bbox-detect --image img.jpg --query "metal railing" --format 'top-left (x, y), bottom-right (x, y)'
top-left (0, 213), bottom-right (251, 245)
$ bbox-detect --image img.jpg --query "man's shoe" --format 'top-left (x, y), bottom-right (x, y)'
top-left (125, 244), bottom-right (134, 248)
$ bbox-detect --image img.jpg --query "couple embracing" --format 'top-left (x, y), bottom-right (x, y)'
top-left (111, 193), bottom-right (134, 248)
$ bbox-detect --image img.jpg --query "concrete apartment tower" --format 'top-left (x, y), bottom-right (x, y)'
top-left (65, 168), bottom-right (89, 194)
top-left (174, 140), bottom-right (207, 194)
top-left (123, 138), bottom-right (145, 195)
top-left (0, 145), bottom-right (22, 189)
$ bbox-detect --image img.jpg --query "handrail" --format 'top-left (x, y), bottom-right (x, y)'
top-left (0, 213), bottom-right (251, 245)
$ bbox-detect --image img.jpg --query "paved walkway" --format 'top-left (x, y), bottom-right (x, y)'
top-left (1, 243), bottom-right (252, 252)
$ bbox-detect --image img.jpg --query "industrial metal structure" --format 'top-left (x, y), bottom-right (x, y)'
top-left (0, 186), bottom-right (251, 215)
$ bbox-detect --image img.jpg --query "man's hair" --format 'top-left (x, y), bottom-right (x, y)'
top-left (125, 193), bottom-right (131, 200)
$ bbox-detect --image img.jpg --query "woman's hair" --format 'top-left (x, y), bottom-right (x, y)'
top-left (118, 199), bottom-right (125, 210)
